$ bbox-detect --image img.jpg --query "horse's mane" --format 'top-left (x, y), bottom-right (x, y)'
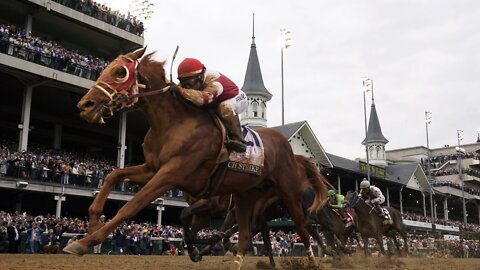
top-left (138, 52), bottom-right (168, 86)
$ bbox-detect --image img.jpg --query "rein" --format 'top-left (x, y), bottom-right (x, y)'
top-left (129, 85), bottom-right (171, 99)
top-left (348, 193), bottom-right (376, 215)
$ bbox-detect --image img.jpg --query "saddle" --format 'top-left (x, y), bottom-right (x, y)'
top-left (197, 114), bottom-right (265, 199)
top-left (367, 202), bottom-right (392, 224)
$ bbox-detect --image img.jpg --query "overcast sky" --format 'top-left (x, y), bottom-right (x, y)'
top-left (106, 0), bottom-right (480, 160)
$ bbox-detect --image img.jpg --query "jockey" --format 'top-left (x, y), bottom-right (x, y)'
top-left (175, 58), bottom-right (247, 152)
top-left (328, 189), bottom-right (347, 220)
top-left (359, 179), bottom-right (388, 220)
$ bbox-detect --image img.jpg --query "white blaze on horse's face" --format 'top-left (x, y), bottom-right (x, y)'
top-left (76, 47), bottom-right (146, 124)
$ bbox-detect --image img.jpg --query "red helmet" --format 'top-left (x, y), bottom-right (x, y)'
top-left (177, 58), bottom-right (204, 78)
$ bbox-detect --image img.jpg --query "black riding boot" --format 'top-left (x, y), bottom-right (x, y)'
top-left (374, 204), bottom-right (386, 219)
top-left (223, 114), bottom-right (247, 153)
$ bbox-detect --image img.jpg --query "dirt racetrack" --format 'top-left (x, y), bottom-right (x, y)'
top-left (1, 254), bottom-right (479, 270)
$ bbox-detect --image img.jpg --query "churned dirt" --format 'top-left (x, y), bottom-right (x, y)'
top-left (0, 254), bottom-right (479, 270)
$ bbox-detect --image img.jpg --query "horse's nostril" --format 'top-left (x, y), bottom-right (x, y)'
top-left (78, 100), bottom-right (96, 111)
top-left (84, 100), bottom-right (95, 108)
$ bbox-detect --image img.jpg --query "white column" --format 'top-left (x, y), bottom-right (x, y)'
top-left (399, 187), bottom-right (404, 214)
top-left (337, 175), bottom-right (341, 194)
top-left (25, 14), bottom-right (32, 33)
top-left (444, 198), bottom-right (449, 220)
top-left (53, 124), bottom-right (62, 150)
top-left (117, 112), bottom-right (127, 168)
top-left (355, 178), bottom-right (359, 192)
top-left (156, 202), bottom-right (164, 226)
top-left (54, 195), bottom-right (66, 217)
top-left (386, 186), bottom-right (390, 207)
top-left (18, 86), bottom-right (33, 152)
top-left (422, 192), bottom-right (426, 217)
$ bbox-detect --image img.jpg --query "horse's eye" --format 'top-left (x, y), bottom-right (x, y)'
top-left (115, 67), bottom-right (128, 79)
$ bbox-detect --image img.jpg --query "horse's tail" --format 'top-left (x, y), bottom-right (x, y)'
top-left (295, 155), bottom-right (328, 213)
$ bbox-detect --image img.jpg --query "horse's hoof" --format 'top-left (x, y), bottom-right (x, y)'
top-left (63, 241), bottom-right (89, 256)
top-left (223, 251), bottom-right (234, 262)
top-left (188, 247), bottom-right (202, 262)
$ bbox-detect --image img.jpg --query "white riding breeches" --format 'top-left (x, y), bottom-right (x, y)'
top-left (220, 90), bottom-right (247, 115)
top-left (368, 195), bottom-right (385, 205)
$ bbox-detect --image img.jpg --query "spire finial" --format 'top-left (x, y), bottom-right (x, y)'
top-left (252, 13), bottom-right (255, 45)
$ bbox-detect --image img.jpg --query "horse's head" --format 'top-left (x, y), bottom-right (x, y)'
top-left (345, 190), bottom-right (359, 209)
top-left (77, 47), bottom-right (147, 123)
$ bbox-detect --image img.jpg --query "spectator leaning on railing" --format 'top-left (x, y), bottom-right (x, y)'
top-left (0, 135), bottom-right (185, 197)
top-left (0, 24), bottom-right (108, 81)
top-left (51, 0), bottom-right (145, 36)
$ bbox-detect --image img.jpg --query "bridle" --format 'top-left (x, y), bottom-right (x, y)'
top-left (89, 56), bottom-right (172, 111)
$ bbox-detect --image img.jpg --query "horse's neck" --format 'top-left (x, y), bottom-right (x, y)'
top-left (354, 198), bottom-right (372, 216)
top-left (140, 91), bottom-right (204, 133)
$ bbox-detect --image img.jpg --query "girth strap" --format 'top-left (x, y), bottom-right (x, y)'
top-left (199, 161), bottom-right (228, 199)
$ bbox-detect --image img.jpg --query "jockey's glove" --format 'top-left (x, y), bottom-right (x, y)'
top-left (168, 83), bottom-right (180, 93)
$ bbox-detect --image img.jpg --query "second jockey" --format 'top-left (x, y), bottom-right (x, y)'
top-left (328, 189), bottom-right (347, 221)
top-left (359, 179), bottom-right (388, 220)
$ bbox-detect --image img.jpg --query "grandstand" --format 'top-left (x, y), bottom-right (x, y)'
top-left (0, 0), bottom-right (186, 225)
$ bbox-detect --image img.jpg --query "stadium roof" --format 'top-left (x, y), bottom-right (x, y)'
top-left (273, 121), bottom-right (332, 168)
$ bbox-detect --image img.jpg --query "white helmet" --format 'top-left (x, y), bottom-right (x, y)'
top-left (360, 180), bottom-right (370, 189)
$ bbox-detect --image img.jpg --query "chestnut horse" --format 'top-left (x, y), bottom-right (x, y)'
top-left (63, 48), bottom-right (327, 269)
top-left (345, 191), bottom-right (408, 256)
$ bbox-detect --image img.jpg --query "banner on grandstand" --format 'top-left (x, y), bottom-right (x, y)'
top-left (359, 161), bottom-right (386, 177)
top-left (436, 224), bottom-right (460, 232)
top-left (443, 234), bottom-right (460, 240)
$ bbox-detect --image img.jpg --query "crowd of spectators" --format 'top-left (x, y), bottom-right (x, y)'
top-left (0, 210), bottom-right (184, 255)
top-left (2, 209), bottom-right (480, 258)
top-left (422, 151), bottom-right (479, 170)
top-left (0, 137), bottom-right (119, 190)
top-left (402, 211), bottom-right (480, 232)
top-left (0, 24), bottom-right (108, 81)
top-left (0, 136), bottom-right (185, 197)
top-left (52, 0), bottom-right (144, 36)
top-left (432, 180), bottom-right (480, 197)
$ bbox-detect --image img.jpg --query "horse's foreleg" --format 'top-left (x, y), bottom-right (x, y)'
top-left (64, 167), bottom-right (176, 255)
top-left (280, 193), bottom-right (317, 267)
top-left (222, 223), bottom-right (238, 252)
top-left (376, 235), bottom-right (386, 256)
top-left (400, 230), bottom-right (408, 255)
top-left (362, 235), bottom-right (370, 256)
top-left (88, 164), bottom-right (154, 234)
top-left (306, 224), bottom-right (329, 257)
top-left (230, 194), bottom-right (254, 270)
top-left (180, 201), bottom-right (214, 262)
top-left (391, 234), bottom-right (402, 256)
top-left (256, 218), bottom-right (275, 267)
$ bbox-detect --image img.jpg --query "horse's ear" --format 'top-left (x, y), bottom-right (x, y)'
top-left (129, 46), bottom-right (147, 61)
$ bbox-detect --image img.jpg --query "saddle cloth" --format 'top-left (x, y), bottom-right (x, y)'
top-left (227, 126), bottom-right (264, 176)
top-left (382, 208), bottom-right (393, 224)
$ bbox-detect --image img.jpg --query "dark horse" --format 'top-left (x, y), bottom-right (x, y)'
top-left (181, 155), bottom-right (327, 267)
top-left (184, 155), bottom-right (355, 267)
top-left (305, 204), bottom-right (359, 257)
top-left (345, 191), bottom-right (408, 256)
top-left (63, 48), bottom-right (328, 269)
